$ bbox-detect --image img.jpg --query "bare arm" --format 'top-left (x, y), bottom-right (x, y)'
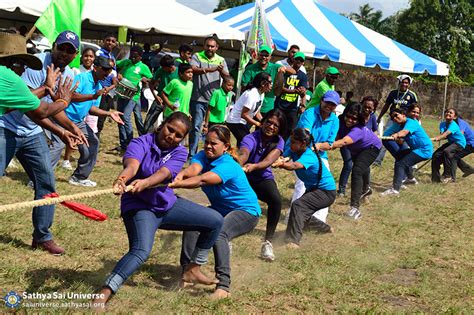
top-left (241, 107), bottom-right (261, 127)
top-left (168, 171), bottom-right (222, 189)
top-left (330, 136), bottom-right (354, 149)
top-left (243, 148), bottom-right (282, 173)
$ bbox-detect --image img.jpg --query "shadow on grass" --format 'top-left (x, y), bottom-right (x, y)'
top-left (3, 170), bottom-right (29, 184)
top-left (0, 233), bottom-right (31, 249)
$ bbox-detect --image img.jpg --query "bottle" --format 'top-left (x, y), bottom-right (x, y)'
top-left (173, 100), bottom-right (180, 110)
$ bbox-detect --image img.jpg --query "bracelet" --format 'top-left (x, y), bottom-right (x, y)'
top-left (56, 98), bottom-right (68, 107)
top-left (116, 175), bottom-right (127, 182)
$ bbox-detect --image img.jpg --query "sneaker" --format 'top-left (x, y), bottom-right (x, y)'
top-left (346, 207), bottom-right (362, 220)
top-left (441, 177), bottom-right (454, 184)
top-left (260, 240), bottom-right (275, 262)
top-left (403, 177), bottom-right (418, 185)
top-left (69, 176), bottom-right (97, 187)
top-left (27, 180), bottom-right (34, 189)
top-left (360, 187), bottom-right (373, 199)
top-left (462, 170), bottom-right (474, 178)
top-left (32, 239), bottom-right (65, 255)
top-left (61, 160), bottom-right (73, 170)
top-left (306, 217), bottom-right (333, 233)
top-left (400, 184), bottom-right (408, 190)
top-left (381, 188), bottom-right (400, 196)
top-left (228, 241), bottom-right (233, 255)
top-left (336, 190), bottom-right (346, 198)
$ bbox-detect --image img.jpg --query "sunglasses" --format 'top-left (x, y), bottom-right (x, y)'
top-left (259, 53), bottom-right (270, 58)
top-left (57, 44), bottom-right (78, 54)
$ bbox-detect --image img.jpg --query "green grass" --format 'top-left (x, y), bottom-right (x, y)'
top-left (0, 116), bottom-right (473, 313)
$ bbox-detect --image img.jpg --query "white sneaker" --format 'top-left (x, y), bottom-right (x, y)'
top-left (381, 188), bottom-right (400, 196)
top-left (228, 241), bottom-right (233, 255)
top-left (260, 240), bottom-right (275, 262)
top-left (69, 176), bottom-right (97, 187)
top-left (27, 180), bottom-right (34, 189)
top-left (347, 207), bottom-right (362, 220)
top-left (61, 160), bottom-right (73, 170)
top-left (400, 184), bottom-right (408, 190)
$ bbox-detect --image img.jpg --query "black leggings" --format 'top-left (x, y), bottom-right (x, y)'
top-left (226, 122), bottom-right (249, 147)
top-left (250, 179), bottom-right (282, 241)
top-left (350, 147), bottom-right (380, 208)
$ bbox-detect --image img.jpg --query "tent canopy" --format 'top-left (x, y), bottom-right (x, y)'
top-left (211, 0), bottom-right (449, 76)
top-left (0, 0), bottom-right (244, 40)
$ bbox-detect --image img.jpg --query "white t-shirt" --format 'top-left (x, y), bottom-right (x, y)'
top-left (276, 58), bottom-right (307, 74)
top-left (226, 88), bottom-right (264, 125)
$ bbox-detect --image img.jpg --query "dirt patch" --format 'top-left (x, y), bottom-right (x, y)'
top-left (378, 268), bottom-right (419, 286)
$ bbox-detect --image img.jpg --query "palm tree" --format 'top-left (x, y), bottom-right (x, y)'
top-left (350, 3), bottom-right (384, 32)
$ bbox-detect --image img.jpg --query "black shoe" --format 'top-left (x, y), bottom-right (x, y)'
top-left (360, 187), bottom-right (373, 200)
top-left (462, 170), bottom-right (474, 178)
top-left (32, 239), bottom-right (65, 256)
top-left (306, 217), bottom-right (333, 233)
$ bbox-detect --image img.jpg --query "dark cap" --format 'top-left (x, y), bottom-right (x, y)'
top-left (55, 30), bottom-right (80, 50)
top-left (94, 55), bottom-right (113, 69)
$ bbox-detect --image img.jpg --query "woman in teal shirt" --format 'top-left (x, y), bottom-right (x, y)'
top-left (169, 124), bottom-right (260, 299)
top-left (432, 108), bottom-right (466, 183)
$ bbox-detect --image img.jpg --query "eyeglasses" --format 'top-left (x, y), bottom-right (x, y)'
top-left (57, 44), bottom-right (78, 54)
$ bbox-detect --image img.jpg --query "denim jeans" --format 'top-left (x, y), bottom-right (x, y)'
top-left (455, 144), bottom-right (474, 175)
top-left (72, 121), bottom-right (100, 180)
top-left (189, 101), bottom-right (208, 158)
top-left (104, 197), bottom-right (223, 293)
top-left (383, 139), bottom-right (414, 179)
top-left (117, 97), bottom-right (145, 149)
top-left (0, 128), bottom-right (56, 242)
top-left (97, 94), bottom-right (114, 134)
top-left (385, 143), bottom-right (426, 190)
top-left (338, 146), bottom-right (353, 194)
top-left (143, 101), bottom-right (164, 134)
top-left (180, 210), bottom-right (259, 292)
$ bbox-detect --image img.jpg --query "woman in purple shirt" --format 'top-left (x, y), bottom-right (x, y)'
top-left (337, 96), bottom-right (379, 197)
top-left (331, 103), bottom-right (382, 220)
top-left (238, 109), bottom-right (286, 262)
top-left (94, 112), bottom-right (224, 308)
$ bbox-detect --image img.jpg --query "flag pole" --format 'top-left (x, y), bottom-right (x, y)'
top-left (25, 25), bottom-right (37, 41)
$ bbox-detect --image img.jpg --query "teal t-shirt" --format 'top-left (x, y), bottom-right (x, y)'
top-left (65, 71), bottom-right (102, 123)
top-left (0, 66), bottom-right (40, 115)
top-left (208, 88), bottom-right (232, 123)
top-left (384, 117), bottom-right (433, 159)
top-left (162, 78), bottom-right (193, 117)
top-left (116, 59), bottom-right (153, 101)
top-left (152, 67), bottom-right (178, 94)
top-left (283, 147), bottom-right (336, 191)
top-left (191, 151), bottom-right (261, 217)
top-left (440, 121), bottom-right (466, 148)
top-left (242, 62), bottom-right (282, 113)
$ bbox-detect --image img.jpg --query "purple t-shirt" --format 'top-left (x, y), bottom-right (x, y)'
top-left (346, 125), bottom-right (382, 156)
top-left (120, 133), bottom-right (188, 214)
top-left (240, 130), bottom-right (284, 183)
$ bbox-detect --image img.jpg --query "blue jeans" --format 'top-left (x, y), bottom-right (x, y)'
top-left (338, 147), bottom-right (353, 193)
top-left (189, 101), bottom-right (208, 158)
top-left (180, 210), bottom-right (259, 292)
top-left (72, 121), bottom-right (100, 180)
top-left (104, 197), bottom-right (223, 293)
top-left (384, 140), bottom-right (426, 190)
top-left (117, 97), bottom-right (144, 149)
top-left (0, 128), bottom-right (56, 242)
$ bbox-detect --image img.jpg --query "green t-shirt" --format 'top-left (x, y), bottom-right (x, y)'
top-left (162, 78), bottom-right (193, 118)
top-left (0, 66), bottom-right (40, 115)
top-left (306, 78), bottom-right (334, 109)
top-left (116, 59), bottom-right (153, 101)
top-left (209, 88), bottom-right (232, 124)
top-left (152, 67), bottom-right (178, 94)
top-left (242, 61), bottom-right (282, 113)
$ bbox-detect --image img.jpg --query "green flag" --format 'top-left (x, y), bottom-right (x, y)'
top-left (35, 0), bottom-right (84, 68)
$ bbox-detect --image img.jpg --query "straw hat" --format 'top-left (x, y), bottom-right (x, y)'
top-left (0, 31), bottom-right (42, 70)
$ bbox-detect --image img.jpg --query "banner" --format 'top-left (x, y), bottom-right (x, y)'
top-left (246, 0), bottom-right (274, 62)
top-left (35, 0), bottom-right (84, 68)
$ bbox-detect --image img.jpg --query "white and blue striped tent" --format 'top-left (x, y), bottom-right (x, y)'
top-left (211, 0), bottom-right (449, 76)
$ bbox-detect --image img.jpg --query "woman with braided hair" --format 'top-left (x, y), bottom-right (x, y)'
top-left (273, 128), bottom-right (336, 248)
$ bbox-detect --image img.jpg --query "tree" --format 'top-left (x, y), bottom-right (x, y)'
top-left (349, 3), bottom-right (384, 32)
top-left (395, 0), bottom-right (473, 82)
top-left (214, 0), bottom-right (254, 12)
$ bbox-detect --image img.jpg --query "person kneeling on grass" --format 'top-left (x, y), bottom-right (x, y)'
top-left (169, 124), bottom-right (261, 299)
top-left (330, 103), bottom-right (382, 220)
top-left (273, 128), bottom-right (336, 248)
top-left (93, 112), bottom-right (224, 309)
top-left (381, 109), bottom-right (433, 196)
top-left (238, 109), bottom-right (287, 262)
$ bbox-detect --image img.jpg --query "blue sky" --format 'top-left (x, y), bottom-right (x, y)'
top-left (177, 0), bottom-right (410, 17)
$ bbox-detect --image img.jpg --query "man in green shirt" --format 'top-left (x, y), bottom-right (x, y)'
top-left (306, 66), bottom-right (340, 109)
top-left (116, 45), bottom-right (153, 150)
top-left (241, 45), bottom-right (295, 114)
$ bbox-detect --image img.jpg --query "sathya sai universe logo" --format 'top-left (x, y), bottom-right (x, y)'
top-left (3, 291), bottom-right (21, 308)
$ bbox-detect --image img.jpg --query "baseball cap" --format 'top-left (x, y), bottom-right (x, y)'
top-left (0, 31), bottom-right (42, 70)
top-left (325, 66), bottom-right (340, 75)
top-left (322, 90), bottom-right (340, 105)
top-left (94, 55), bottom-right (113, 69)
top-left (259, 45), bottom-right (272, 55)
top-left (294, 51), bottom-right (305, 61)
top-left (55, 30), bottom-right (80, 50)
top-left (397, 74), bottom-right (413, 84)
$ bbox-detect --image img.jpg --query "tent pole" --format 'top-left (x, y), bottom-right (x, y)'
top-left (236, 41), bottom-right (246, 99)
top-left (25, 25), bottom-right (36, 41)
top-left (441, 75), bottom-right (448, 118)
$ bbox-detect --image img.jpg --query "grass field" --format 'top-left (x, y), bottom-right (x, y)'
top-left (0, 116), bottom-right (473, 313)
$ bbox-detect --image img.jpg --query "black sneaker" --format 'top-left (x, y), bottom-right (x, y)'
top-left (462, 170), bottom-right (474, 178)
top-left (306, 217), bottom-right (333, 233)
top-left (360, 187), bottom-right (373, 200)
